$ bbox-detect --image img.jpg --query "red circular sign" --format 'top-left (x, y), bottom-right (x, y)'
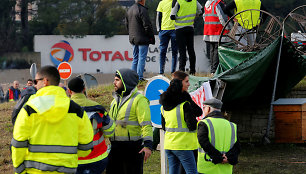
top-left (57, 62), bottom-right (72, 80)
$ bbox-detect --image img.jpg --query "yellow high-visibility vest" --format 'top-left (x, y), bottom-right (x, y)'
top-left (197, 117), bottom-right (237, 174)
top-left (162, 101), bottom-right (198, 150)
top-left (235, 0), bottom-right (261, 29)
top-left (175, 0), bottom-right (197, 27)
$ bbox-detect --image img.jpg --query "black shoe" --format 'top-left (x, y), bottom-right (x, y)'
top-left (139, 78), bottom-right (147, 83)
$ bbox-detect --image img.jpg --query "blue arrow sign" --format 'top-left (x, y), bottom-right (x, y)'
top-left (144, 76), bottom-right (170, 128)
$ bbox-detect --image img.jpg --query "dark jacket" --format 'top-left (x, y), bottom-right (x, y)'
top-left (11, 86), bottom-right (36, 125)
top-left (159, 79), bottom-right (202, 131)
top-left (5, 86), bottom-right (21, 102)
top-left (126, 3), bottom-right (155, 45)
top-left (0, 86), bottom-right (4, 103)
top-left (197, 110), bottom-right (241, 165)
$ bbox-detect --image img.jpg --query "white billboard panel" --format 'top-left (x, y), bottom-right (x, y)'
top-left (34, 35), bottom-right (210, 73)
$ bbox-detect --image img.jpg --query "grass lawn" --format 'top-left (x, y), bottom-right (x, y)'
top-left (1, 79), bottom-right (305, 173)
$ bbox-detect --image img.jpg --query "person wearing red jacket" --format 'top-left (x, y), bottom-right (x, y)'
top-left (203, 0), bottom-right (230, 74)
top-left (68, 77), bottom-right (116, 174)
top-left (5, 80), bottom-right (21, 102)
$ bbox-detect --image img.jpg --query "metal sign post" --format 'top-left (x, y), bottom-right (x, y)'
top-left (30, 63), bottom-right (37, 79)
top-left (144, 75), bottom-right (170, 174)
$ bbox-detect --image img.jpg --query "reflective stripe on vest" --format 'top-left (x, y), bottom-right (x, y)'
top-left (9, 88), bottom-right (14, 101)
top-left (15, 163), bottom-right (25, 173)
top-left (78, 142), bottom-right (94, 151)
top-left (103, 119), bottom-right (114, 130)
top-left (198, 119), bottom-right (236, 154)
top-left (29, 145), bottom-right (77, 154)
top-left (203, 0), bottom-right (229, 36)
top-left (14, 161), bottom-right (76, 174)
top-left (12, 143), bottom-right (92, 154)
top-left (93, 135), bottom-right (105, 146)
top-left (111, 136), bottom-right (142, 141)
top-left (11, 138), bottom-right (91, 154)
top-left (115, 92), bottom-right (140, 127)
top-left (163, 104), bottom-right (195, 133)
top-left (11, 138), bottom-right (28, 148)
top-left (175, 0), bottom-right (197, 27)
top-left (110, 92), bottom-right (151, 141)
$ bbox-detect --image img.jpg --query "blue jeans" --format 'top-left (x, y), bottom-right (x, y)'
top-left (131, 45), bottom-right (149, 80)
top-left (165, 150), bottom-right (197, 174)
top-left (159, 30), bottom-right (178, 74)
top-left (76, 157), bottom-right (108, 174)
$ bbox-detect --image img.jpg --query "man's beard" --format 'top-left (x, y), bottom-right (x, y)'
top-left (115, 86), bottom-right (124, 95)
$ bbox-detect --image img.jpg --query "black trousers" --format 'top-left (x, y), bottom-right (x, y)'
top-left (106, 140), bottom-right (144, 174)
top-left (176, 27), bottom-right (196, 73)
top-left (205, 41), bottom-right (219, 73)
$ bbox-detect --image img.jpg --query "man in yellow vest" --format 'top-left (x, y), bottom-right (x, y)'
top-left (197, 98), bottom-right (240, 174)
top-left (106, 68), bottom-right (153, 174)
top-left (68, 77), bottom-right (115, 174)
top-left (170, 0), bottom-right (203, 75)
top-left (11, 66), bottom-right (94, 174)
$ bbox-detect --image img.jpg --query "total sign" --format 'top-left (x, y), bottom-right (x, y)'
top-left (34, 35), bottom-right (210, 73)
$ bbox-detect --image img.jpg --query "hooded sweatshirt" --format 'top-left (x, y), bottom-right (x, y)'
top-left (11, 85), bottom-right (93, 174)
top-left (110, 68), bottom-right (153, 149)
top-left (159, 79), bottom-right (202, 131)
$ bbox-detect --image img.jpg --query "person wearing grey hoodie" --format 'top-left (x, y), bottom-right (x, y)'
top-left (106, 68), bottom-right (153, 174)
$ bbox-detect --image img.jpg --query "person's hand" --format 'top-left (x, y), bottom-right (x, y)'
top-left (139, 147), bottom-right (152, 162)
top-left (222, 154), bottom-right (228, 164)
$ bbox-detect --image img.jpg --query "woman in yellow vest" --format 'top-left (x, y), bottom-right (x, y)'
top-left (160, 71), bottom-right (202, 174)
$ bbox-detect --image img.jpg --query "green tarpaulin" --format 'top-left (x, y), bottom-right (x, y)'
top-left (189, 36), bottom-right (306, 108)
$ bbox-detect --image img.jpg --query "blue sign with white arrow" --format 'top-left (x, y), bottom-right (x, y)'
top-left (144, 75), bottom-right (170, 128)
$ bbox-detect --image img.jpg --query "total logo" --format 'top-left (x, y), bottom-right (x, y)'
top-left (50, 40), bottom-right (74, 67)
top-left (50, 40), bottom-right (133, 66)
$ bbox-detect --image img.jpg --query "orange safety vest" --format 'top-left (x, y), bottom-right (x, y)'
top-left (78, 110), bottom-right (108, 162)
top-left (203, 0), bottom-right (229, 37)
top-left (8, 88), bottom-right (20, 101)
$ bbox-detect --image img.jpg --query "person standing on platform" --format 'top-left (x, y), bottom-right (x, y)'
top-left (203, 0), bottom-right (230, 74)
top-left (170, 0), bottom-right (203, 75)
top-left (224, 0), bottom-right (264, 46)
top-left (126, 0), bottom-right (155, 81)
top-left (156, 0), bottom-right (178, 75)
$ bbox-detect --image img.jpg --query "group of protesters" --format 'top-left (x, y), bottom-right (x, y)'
top-left (0, 79), bottom-right (35, 103)
top-left (10, 65), bottom-right (240, 174)
top-left (7, 0), bottom-right (268, 173)
top-left (128, 0), bottom-right (263, 79)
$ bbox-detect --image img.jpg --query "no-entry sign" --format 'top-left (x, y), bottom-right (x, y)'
top-left (57, 62), bottom-right (72, 80)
